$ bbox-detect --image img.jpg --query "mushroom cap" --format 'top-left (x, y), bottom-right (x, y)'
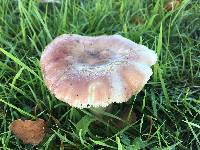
top-left (40, 34), bottom-right (157, 108)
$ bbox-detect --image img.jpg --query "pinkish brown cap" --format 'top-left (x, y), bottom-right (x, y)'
top-left (40, 34), bottom-right (157, 108)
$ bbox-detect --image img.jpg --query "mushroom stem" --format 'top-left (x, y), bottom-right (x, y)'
top-left (89, 105), bottom-right (113, 117)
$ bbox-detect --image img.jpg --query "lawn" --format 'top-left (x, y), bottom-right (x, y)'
top-left (0, 0), bottom-right (200, 149)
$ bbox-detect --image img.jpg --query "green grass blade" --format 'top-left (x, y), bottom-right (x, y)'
top-left (0, 48), bottom-right (42, 81)
top-left (0, 99), bottom-right (36, 119)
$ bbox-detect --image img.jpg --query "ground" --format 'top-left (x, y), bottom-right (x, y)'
top-left (0, 0), bottom-right (200, 149)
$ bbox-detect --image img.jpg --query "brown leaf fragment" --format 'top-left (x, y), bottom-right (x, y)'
top-left (132, 16), bottom-right (145, 25)
top-left (10, 119), bottom-right (47, 145)
top-left (164, 0), bottom-right (181, 11)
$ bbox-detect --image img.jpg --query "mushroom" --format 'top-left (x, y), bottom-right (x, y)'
top-left (40, 34), bottom-right (157, 108)
top-left (38, 0), bottom-right (60, 3)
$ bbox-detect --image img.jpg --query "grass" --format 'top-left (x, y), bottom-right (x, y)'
top-left (0, 0), bottom-right (200, 149)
